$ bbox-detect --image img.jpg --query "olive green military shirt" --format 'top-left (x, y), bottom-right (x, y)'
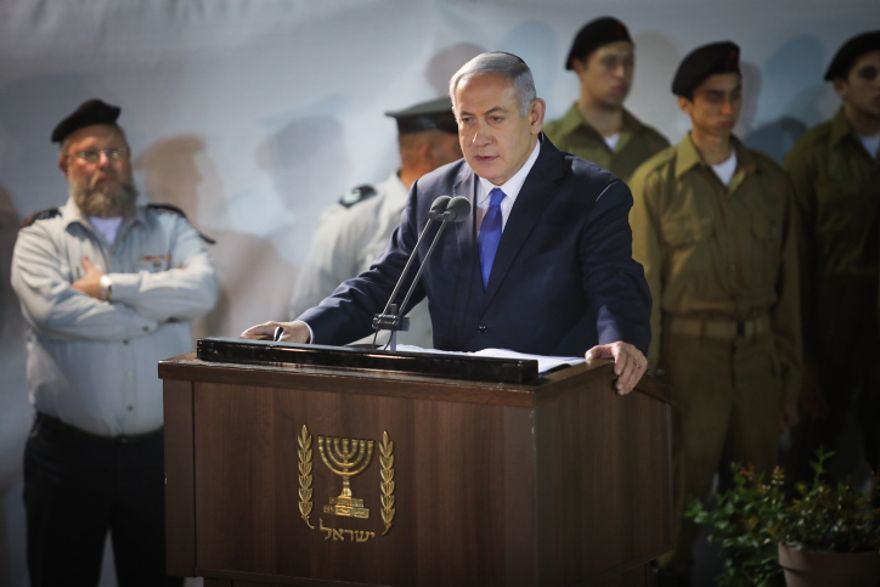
top-left (784, 108), bottom-right (880, 360)
top-left (629, 134), bottom-right (802, 402)
top-left (544, 103), bottom-right (669, 181)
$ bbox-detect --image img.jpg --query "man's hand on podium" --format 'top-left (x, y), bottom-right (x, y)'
top-left (585, 341), bottom-right (647, 396)
top-left (241, 320), bottom-right (310, 343)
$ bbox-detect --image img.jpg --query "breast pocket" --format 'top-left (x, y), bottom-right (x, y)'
top-left (660, 215), bottom-right (714, 282)
top-left (138, 254), bottom-right (171, 273)
top-left (816, 180), bottom-right (877, 258)
top-left (662, 216), bottom-right (713, 247)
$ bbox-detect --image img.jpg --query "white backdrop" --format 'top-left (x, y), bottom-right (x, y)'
top-left (0, 0), bottom-right (872, 584)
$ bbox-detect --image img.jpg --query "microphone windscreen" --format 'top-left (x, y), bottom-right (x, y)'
top-left (446, 196), bottom-right (472, 222)
top-left (429, 195), bottom-right (452, 214)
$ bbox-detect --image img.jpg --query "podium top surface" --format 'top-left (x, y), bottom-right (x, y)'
top-left (195, 337), bottom-right (540, 384)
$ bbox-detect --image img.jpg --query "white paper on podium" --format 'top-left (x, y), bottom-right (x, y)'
top-left (394, 345), bottom-right (585, 375)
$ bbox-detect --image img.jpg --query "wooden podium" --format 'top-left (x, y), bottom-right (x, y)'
top-left (160, 339), bottom-right (672, 587)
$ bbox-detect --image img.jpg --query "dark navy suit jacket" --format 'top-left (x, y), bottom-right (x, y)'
top-left (300, 138), bottom-right (651, 356)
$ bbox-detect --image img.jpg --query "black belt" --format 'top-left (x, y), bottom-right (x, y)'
top-left (35, 413), bottom-right (163, 445)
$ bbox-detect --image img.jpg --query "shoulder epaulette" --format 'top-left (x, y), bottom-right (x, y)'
top-left (147, 203), bottom-right (216, 244)
top-left (20, 207), bottom-right (60, 229)
top-left (338, 184), bottom-right (377, 208)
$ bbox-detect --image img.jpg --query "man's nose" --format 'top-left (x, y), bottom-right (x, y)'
top-left (720, 98), bottom-right (735, 115)
top-left (95, 151), bottom-right (112, 167)
top-left (471, 121), bottom-right (492, 145)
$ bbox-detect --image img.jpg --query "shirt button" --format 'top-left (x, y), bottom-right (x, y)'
top-left (142, 326), bottom-right (149, 332)
top-left (478, 324), bottom-right (487, 333)
top-left (127, 405), bottom-right (134, 411)
top-left (123, 340), bottom-right (129, 345)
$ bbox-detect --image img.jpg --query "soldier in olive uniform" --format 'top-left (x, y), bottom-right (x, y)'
top-left (288, 97), bottom-right (461, 348)
top-left (544, 16), bottom-right (668, 181)
top-left (628, 42), bottom-right (802, 580)
top-left (784, 31), bottom-right (880, 481)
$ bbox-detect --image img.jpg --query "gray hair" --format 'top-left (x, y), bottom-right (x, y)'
top-left (449, 51), bottom-right (537, 117)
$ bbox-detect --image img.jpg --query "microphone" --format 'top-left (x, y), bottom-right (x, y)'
top-left (374, 196), bottom-right (472, 350)
top-left (430, 195), bottom-right (470, 223)
top-left (372, 195), bottom-right (472, 350)
top-left (372, 196), bottom-right (452, 337)
top-left (427, 195), bottom-right (453, 220)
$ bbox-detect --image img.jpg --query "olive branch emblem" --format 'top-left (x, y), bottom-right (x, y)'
top-left (379, 430), bottom-right (395, 535)
top-left (297, 425), bottom-right (314, 529)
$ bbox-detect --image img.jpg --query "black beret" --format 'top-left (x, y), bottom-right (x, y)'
top-left (824, 31), bottom-right (880, 81)
top-left (385, 96), bottom-right (457, 135)
top-left (672, 41), bottom-right (740, 97)
top-left (51, 98), bottom-right (121, 143)
top-left (565, 16), bottom-right (632, 70)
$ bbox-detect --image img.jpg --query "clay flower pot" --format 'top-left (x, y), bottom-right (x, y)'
top-left (778, 543), bottom-right (880, 587)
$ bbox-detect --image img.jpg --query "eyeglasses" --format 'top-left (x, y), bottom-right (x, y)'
top-left (71, 147), bottom-right (129, 163)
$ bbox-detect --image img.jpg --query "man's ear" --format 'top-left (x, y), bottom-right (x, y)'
top-left (530, 98), bottom-right (546, 133)
top-left (58, 153), bottom-right (68, 175)
top-left (676, 95), bottom-right (692, 116)
top-left (571, 57), bottom-right (588, 76)
top-left (832, 77), bottom-right (847, 99)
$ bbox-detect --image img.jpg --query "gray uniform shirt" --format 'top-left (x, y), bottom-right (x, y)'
top-left (288, 172), bottom-right (433, 347)
top-left (11, 198), bottom-right (218, 436)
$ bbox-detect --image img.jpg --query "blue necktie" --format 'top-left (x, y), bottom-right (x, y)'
top-left (478, 188), bottom-right (505, 288)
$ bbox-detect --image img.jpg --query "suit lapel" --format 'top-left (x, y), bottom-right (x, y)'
top-left (450, 165), bottom-right (477, 264)
top-left (483, 141), bottom-right (566, 305)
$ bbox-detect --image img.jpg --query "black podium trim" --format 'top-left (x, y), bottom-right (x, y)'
top-left (196, 337), bottom-right (539, 384)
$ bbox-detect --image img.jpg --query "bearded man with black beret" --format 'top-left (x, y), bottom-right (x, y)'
top-left (11, 99), bottom-right (218, 586)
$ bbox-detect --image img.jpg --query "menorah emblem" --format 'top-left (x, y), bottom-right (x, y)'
top-left (317, 435), bottom-right (375, 519)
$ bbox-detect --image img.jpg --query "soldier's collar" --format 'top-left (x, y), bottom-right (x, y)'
top-left (61, 197), bottom-right (144, 232)
top-left (675, 133), bottom-right (754, 178)
top-left (553, 102), bottom-right (585, 137)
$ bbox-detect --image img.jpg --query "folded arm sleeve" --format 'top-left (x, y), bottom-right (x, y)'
top-left (11, 226), bottom-right (159, 341)
top-left (108, 217), bottom-right (218, 322)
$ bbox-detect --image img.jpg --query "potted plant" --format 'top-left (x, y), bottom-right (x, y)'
top-left (686, 449), bottom-right (880, 586)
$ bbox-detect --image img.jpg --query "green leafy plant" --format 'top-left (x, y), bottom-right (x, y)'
top-left (777, 449), bottom-right (880, 552)
top-left (686, 448), bottom-right (880, 587)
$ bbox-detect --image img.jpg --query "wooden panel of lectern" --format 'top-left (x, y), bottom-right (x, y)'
top-left (160, 338), bottom-right (672, 587)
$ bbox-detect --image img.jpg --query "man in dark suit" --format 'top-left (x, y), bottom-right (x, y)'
top-left (243, 51), bottom-right (650, 394)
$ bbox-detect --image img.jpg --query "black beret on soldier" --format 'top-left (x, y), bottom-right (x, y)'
top-left (51, 98), bottom-right (121, 143)
top-left (385, 96), bottom-right (458, 135)
top-left (565, 16), bottom-right (632, 70)
top-left (672, 41), bottom-right (740, 98)
top-left (824, 30), bottom-right (880, 81)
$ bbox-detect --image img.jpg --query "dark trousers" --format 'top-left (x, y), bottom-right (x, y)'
top-left (23, 414), bottom-right (181, 587)
top-left (790, 281), bottom-right (880, 481)
top-left (790, 355), bottom-right (880, 481)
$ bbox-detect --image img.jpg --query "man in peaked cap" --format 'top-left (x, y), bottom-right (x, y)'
top-left (11, 98), bottom-right (218, 585)
top-left (628, 42), bottom-right (802, 581)
top-left (784, 30), bottom-right (880, 485)
top-left (544, 16), bottom-right (668, 182)
top-left (287, 96), bottom-right (461, 347)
